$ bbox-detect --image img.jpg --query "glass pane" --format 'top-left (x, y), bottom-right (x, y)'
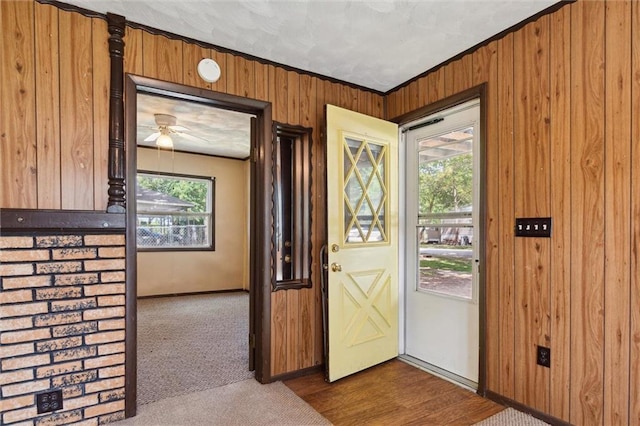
top-left (417, 226), bottom-right (473, 299)
top-left (136, 172), bottom-right (213, 249)
top-left (418, 127), bottom-right (473, 218)
top-left (416, 126), bottom-right (473, 299)
top-left (343, 137), bottom-right (387, 243)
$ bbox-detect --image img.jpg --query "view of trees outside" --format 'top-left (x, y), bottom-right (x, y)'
top-left (136, 174), bottom-right (212, 249)
top-left (419, 153), bottom-right (472, 216)
top-left (418, 152), bottom-right (474, 298)
top-left (137, 175), bottom-right (208, 212)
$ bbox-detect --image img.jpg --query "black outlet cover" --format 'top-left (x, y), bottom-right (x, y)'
top-left (36, 389), bottom-right (63, 414)
top-left (537, 345), bottom-right (551, 368)
top-left (515, 217), bottom-right (552, 237)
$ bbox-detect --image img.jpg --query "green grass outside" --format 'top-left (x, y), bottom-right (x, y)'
top-left (420, 257), bottom-right (472, 273)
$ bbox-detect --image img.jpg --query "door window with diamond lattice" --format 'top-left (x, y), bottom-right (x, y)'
top-left (343, 135), bottom-right (387, 244)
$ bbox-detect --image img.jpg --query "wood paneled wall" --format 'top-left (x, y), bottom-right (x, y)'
top-left (386, 1), bottom-right (639, 424)
top-left (1, 0), bottom-right (384, 379)
top-left (122, 24), bottom-right (383, 378)
top-left (1, 1), bottom-right (110, 210)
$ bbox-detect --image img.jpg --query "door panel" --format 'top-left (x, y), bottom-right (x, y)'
top-left (326, 104), bottom-right (399, 382)
top-left (404, 99), bottom-right (480, 387)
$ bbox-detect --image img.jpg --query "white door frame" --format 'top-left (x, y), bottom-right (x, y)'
top-left (394, 85), bottom-right (487, 394)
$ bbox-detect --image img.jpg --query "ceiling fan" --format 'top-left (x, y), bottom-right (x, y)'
top-left (144, 113), bottom-right (206, 148)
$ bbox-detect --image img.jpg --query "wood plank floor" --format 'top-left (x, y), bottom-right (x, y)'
top-left (284, 359), bottom-right (504, 425)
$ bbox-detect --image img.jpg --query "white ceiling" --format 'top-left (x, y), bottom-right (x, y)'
top-left (64, 0), bottom-right (560, 92)
top-left (137, 93), bottom-right (254, 158)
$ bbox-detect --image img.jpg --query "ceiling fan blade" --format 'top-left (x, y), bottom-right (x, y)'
top-left (144, 132), bottom-right (161, 142)
top-left (169, 125), bottom-right (189, 132)
top-left (177, 132), bottom-right (209, 143)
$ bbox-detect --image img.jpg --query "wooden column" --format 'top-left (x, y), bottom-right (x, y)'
top-left (107, 12), bottom-right (126, 213)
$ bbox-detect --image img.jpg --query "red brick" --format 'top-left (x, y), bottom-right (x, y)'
top-left (100, 271), bottom-right (124, 283)
top-left (99, 411), bottom-right (125, 424)
top-left (97, 295), bottom-right (125, 307)
top-left (0, 249), bottom-right (49, 262)
top-left (0, 369), bottom-right (33, 386)
top-left (35, 286), bottom-right (83, 300)
top-left (51, 321), bottom-right (98, 337)
top-left (98, 319), bottom-right (125, 331)
top-left (83, 307), bottom-right (124, 321)
top-left (2, 354), bottom-right (50, 371)
top-left (51, 370), bottom-right (97, 387)
top-left (35, 235), bottom-right (82, 248)
top-left (34, 409), bottom-right (82, 426)
top-left (1, 328), bottom-right (51, 345)
top-left (51, 247), bottom-right (97, 260)
top-left (85, 284), bottom-right (125, 296)
top-left (98, 365), bottom-right (124, 379)
top-left (99, 387), bottom-right (124, 403)
top-left (0, 289), bottom-right (33, 305)
top-left (85, 331), bottom-right (125, 346)
top-left (84, 400), bottom-right (124, 419)
top-left (0, 263), bottom-right (34, 277)
top-left (98, 247), bottom-right (125, 258)
top-left (1, 378), bottom-right (49, 397)
top-left (0, 236), bottom-right (34, 249)
top-left (84, 377), bottom-right (125, 394)
top-left (0, 342), bottom-right (34, 359)
top-left (36, 261), bottom-right (82, 274)
top-left (0, 301), bottom-right (48, 318)
top-left (2, 405), bottom-right (39, 424)
top-left (0, 393), bottom-right (33, 411)
top-left (0, 316), bottom-right (33, 332)
top-left (84, 235), bottom-right (124, 246)
top-left (61, 394), bottom-right (98, 411)
top-left (84, 259), bottom-right (125, 272)
top-left (98, 342), bottom-right (125, 356)
top-left (36, 336), bottom-right (83, 352)
top-left (52, 345), bottom-right (96, 362)
top-left (2, 275), bottom-right (51, 289)
top-left (51, 298), bottom-right (97, 312)
top-left (34, 312), bottom-right (82, 327)
top-left (36, 360), bottom-right (83, 378)
top-left (54, 272), bottom-right (98, 286)
top-left (62, 384), bottom-right (83, 398)
top-left (84, 353), bottom-right (124, 370)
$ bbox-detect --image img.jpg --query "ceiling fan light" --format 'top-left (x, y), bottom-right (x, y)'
top-left (156, 133), bottom-right (173, 148)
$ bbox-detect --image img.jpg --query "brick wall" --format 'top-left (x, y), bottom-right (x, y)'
top-left (0, 233), bottom-right (126, 425)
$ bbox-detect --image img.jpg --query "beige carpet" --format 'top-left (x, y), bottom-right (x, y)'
top-left (474, 408), bottom-right (549, 425)
top-left (137, 293), bottom-right (254, 405)
top-left (115, 378), bottom-right (331, 426)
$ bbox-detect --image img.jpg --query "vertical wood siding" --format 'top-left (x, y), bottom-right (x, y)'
top-left (385, 1), bottom-right (636, 424)
top-left (0, 0), bottom-right (383, 379)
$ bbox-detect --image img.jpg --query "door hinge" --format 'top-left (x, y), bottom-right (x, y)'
top-left (249, 333), bottom-right (255, 348)
top-left (251, 147), bottom-right (258, 163)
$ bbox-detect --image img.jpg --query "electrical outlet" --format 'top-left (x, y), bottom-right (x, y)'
top-left (36, 390), bottom-right (63, 414)
top-left (536, 345), bottom-right (551, 368)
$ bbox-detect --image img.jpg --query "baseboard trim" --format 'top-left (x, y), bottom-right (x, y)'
top-left (269, 365), bottom-right (324, 383)
top-left (484, 390), bottom-right (571, 426)
top-left (137, 289), bottom-right (248, 299)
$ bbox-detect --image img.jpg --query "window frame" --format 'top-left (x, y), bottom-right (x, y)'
top-left (136, 169), bottom-right (215, 252)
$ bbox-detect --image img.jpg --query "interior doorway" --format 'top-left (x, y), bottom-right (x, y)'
top-left (401, 98), bottom-right (483, 389)
top-left (124, 75), bottom-right (273, 416)
top-left (133, 91), bottom-right (255, 404)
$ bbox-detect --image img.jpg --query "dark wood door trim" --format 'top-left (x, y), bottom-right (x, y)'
top-left (123, 75), bottom-right (273, 417)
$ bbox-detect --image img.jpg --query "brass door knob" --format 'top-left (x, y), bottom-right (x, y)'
top-left (331, 263), bottom-right (342, 272)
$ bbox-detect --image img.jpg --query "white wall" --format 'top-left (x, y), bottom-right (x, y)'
top-left (137, 148), bottom-right (249, 296)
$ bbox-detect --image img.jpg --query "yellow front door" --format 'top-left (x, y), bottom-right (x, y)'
top-left (326, 104), bottom-right (399, 382)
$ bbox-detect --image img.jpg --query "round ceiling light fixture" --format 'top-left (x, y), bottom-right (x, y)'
top-left (197, 58), bottom-right (221, 83)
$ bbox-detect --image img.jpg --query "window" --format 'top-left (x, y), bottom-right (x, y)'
top-left (136, 171), bottom-right (214, 250)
